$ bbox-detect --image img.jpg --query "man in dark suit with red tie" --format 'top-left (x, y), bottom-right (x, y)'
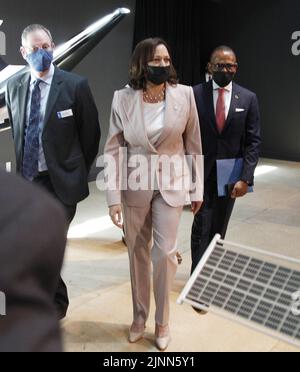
top-left (191, 46), bottom-right (262, 274)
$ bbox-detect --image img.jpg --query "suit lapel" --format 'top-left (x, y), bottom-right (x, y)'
top-left (44, 67), bottom-right (64, 130)
top-left (123, 84), bottom-right (184, 152)
top-left (155, 83), bottom-right (184, 149)
top-left (17, 72), bottom-right (31, 140)
top-left (223, 82), bottom-right (241, 132)
top-left (204, 81), bottom-right (219, 135)
top-left (122, 89), bottom-right (157, 152)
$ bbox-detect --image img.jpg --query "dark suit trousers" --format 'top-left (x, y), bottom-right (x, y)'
top-left (33, 174), bottom-right (77, 318)
top-left (191, 171), bottom-right (235, 273)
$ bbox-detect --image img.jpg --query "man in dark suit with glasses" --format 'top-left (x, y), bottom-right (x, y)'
top-left (6, 24), bottom-right (101, 319)
top-left (191, 46), bottom-right (262, 275)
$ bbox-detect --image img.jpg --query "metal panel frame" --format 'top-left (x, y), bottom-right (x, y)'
top-left (177, 235), bottom-right (300, 349)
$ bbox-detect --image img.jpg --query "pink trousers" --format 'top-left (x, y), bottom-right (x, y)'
top-left (123, 191), bottom-right (183, 327)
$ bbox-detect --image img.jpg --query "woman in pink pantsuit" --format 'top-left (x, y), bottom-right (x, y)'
top-left (104, 38), bottom-right (203, 351)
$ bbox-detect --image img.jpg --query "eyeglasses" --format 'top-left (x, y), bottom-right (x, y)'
top-left (212, 63), bottom-right (238, 72)
top-left (25, 45), bottom-right (52, 54)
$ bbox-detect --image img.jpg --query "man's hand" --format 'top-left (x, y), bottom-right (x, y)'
top-left (231, 181), bottom-right (248, 199)
top-left (191, 201), bottom-right (203, 215)
top-left (109, 204), bottom-right (123, 229)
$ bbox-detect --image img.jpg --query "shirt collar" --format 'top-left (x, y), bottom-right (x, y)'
top-left (30, 63), bottom-right (55, 86)
top-left (213, 80), bottom-right (233, 92)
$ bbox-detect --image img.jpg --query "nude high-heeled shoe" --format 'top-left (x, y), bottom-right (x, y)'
top-left (155, 324), bottom-right (171, 351)
top-left (128, 323), bottom-right (145, 344)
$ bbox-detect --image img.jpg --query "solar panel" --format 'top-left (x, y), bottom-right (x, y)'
top-left (177, 235), bottom-right (300, 348)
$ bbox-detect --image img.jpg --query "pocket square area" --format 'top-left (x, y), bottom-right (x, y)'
top-left (236, 108), bottom-right (245, 112)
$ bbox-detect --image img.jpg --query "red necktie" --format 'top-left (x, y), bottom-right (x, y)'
top-left (216, 88), bottom-right (226, 133)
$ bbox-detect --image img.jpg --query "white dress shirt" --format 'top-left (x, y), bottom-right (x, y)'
top-left (143, 101), bottom-right (165, 190)
top-left (25, 63), bottom-right (55, 172)
top-left (143, 101), bottom-right (165, 146)
top-left (213, 80), bottom-right (233, 120)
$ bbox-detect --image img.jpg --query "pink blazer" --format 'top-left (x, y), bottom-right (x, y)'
top-left (104, 83), bottom-right (204, 208)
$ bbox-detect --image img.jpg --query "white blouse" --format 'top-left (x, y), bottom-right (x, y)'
top-left (143, 101), bottom-right (165, 146)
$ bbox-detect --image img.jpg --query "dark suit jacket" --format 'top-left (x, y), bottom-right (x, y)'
top-left (5, 66), bottom-right (101, 205)
top-left (193, 81), bottom-right (262, 186)
top-left (0, 170), bottom-right (67, 352)
top-left (0, 56), bottom-right (8, 71)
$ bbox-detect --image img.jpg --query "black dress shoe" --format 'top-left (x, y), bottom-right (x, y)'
top-left (55, 277), bottom-right (69, 320)
top-left (56, 306), bottom-right (67, 320)
top-left (176, 252), bottom-right (183, 265)
top-left (192, 305), bottom-right (208, 315)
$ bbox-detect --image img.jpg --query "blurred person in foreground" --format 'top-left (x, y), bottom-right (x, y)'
top-left (0, 170), bottom-right (67, 352)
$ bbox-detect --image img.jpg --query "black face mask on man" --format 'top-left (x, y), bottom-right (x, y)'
top-left (212, 71), bottom-right (235, 88)
top-left (146, 66), bottom-right (170, 85)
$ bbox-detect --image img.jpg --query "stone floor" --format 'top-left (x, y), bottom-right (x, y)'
top-left (62, 158), bottom-right (300, 352)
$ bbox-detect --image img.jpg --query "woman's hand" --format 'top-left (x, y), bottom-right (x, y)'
top-left (191, 201), bottom-right (203, 216)
top-left (109, 204), bottom-right (123, 229)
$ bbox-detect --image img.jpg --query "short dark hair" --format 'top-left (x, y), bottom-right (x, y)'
top-left (21, 24), bottom-right (53, 46)
top-left (129, 38), bottom-right (178, 90)
top-left (210, 45), bottom-right (237, 62)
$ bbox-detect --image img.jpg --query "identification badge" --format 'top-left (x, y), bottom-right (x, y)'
top-left (57, 109), bottom-right (73, 119)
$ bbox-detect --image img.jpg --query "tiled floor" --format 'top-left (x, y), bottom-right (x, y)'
top-left (62, 159), bottom-right (300, 352)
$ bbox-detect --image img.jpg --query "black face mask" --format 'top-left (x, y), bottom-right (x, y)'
top-left (213, 71), bottom-right (235, 88)
top-left (146, 66), bottom-right (170, 85)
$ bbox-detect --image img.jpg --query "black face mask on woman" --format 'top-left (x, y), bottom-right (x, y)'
top-left (212, 71), bottom-right (235, 88)
top-left (146, 66), bottom-right (170, 85)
